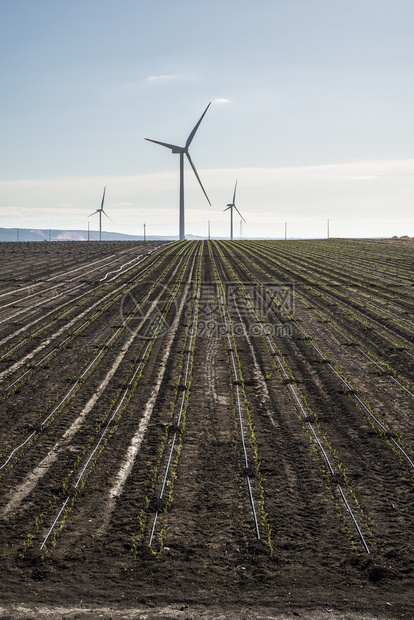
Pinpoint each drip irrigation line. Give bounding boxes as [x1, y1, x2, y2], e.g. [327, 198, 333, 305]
[308, 307, 414, 400]
[0, 431, 36, 471]
[3, 319, 90, 393]
[226, 241, 414, 475]
[337, 485, 370, 555]
[39, 247, 196, 553]
[148, 260, 201, 547]
[292, 319, 414, 471]
[40, 496, 70, 551]
[212, 255, 261, 541]
[99, 255, 144, 282]
[0, 254, 183, 475]
[0, 245, 164, 360]
[216, 242, 370, 553]
[337, 311, 414, 360]
[98, 246, 164, 282]
[243, 240, 414, 357]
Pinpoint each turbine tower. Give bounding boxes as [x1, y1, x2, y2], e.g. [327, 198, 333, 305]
[224, 180, 245, 241]
[145, 103, 211, 241]
[88, 187, 111, 241]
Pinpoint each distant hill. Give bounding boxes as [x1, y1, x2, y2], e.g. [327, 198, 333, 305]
[0, 227, 292, 241]
[0, 228, 180, 242]
[0, 227, 247, 242]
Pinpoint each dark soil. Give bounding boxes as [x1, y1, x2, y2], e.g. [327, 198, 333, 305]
[0, 239, 413, 619]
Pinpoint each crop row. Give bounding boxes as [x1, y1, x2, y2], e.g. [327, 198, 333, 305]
[245, 240, 414, 338]
[238, 242, 414, 391]
[0, 241, 159, 288]
[0, 243, 192, 479]
[249, 239, 414, 318]
[221, 241, 414, 476]
[209, 243, 274, 554]
[240, 241, 414, 374]
[18, 243, 198, 559]
[0, 243, 170, 360]
[267, 239, 414, 288]
[131, 245, 204, 555]
[0, 248, 171, 405]
[212, 241, 373, 554]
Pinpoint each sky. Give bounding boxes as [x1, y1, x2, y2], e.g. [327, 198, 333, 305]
[1, 0, 414, 239]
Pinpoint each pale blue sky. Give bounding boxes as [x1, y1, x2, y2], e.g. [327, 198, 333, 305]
[1, 0, 414, 238]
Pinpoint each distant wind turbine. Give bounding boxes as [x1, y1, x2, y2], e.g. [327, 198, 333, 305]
[88, 187, 111, 241]
[145, 103, 211, 241]
[224, 180, 245, 241]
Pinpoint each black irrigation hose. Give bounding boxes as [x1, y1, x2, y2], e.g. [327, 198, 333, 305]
[291, 294, 414, 399]
[0, 246, 176, 398]
[229, 242, 414, 471]
[148, 257, 202, 547]
[0, 243, 168, 359]
[38, 245, 196, 552]
[346, 314, 414, 361]
[319, 312, 414, 399]
[0, 248, 186, 474]
[211, 248, 261, 541]
[243, 241, 414, 357]
[215, 242, 370, 554]
[292, 319, 414, 471]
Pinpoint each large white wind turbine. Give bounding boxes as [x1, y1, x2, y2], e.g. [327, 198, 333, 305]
[224, 180, 245, 241]
[145, 103, 211, 241]
[88, 187, 111, 241]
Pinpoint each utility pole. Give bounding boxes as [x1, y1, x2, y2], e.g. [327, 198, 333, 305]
[284, 222, 287, 241]
[16, 228, 19, 242]
[327, 218, 330, 239]
[208, 220, 210, 240]
[240, 219, 243, 240]
[144, 223, 146, 242]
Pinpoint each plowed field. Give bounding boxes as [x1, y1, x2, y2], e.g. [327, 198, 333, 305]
[0, 239, 413, 619]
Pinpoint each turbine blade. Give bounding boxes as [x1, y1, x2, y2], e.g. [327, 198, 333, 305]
[224, 206, 231, 212]
[234, 205, 246, 223]
[101, 186, 106, 210]
[232, 180, 237, 204]
[185, 102, 211, 149]
[186, 152, 211, 205]
[145, 138, 183, 152]
[88, 210, 99, 218]
[102, 209, 112, 222]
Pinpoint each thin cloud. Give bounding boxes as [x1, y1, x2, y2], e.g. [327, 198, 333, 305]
[146, 74, 182, 82]
[213, 98, 231, 103]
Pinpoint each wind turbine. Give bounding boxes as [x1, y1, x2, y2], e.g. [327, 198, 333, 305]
[145, 103, 211, 241]
[88, 187, 111, 241]
[224, 180, 245, 241]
